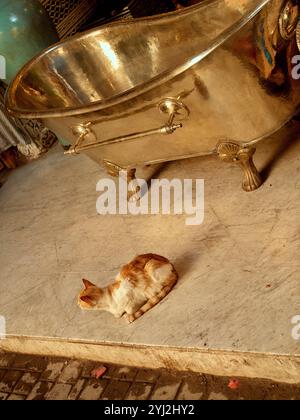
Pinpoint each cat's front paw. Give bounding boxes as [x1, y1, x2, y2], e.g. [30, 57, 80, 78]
[114, 311, 125, 319]
[124, 314, 135, 324]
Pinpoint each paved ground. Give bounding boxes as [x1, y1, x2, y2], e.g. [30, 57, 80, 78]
[2, 125, 300, 384]
[0, 352, 299, 400]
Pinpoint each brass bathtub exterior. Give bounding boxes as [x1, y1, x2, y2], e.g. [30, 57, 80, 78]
[5, 0, 300, 191]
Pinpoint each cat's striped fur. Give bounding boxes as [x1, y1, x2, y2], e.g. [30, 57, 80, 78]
[78, 254, 178, 323]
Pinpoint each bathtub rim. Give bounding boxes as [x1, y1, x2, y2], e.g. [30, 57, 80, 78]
[5, 0, 271, 120]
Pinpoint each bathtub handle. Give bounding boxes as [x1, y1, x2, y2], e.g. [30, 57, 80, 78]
[64, 98, 189, 156]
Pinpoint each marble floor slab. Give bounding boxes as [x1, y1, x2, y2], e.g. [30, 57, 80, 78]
[0, 122, 300, 380]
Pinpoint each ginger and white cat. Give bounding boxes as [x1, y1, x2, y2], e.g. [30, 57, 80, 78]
[78, 254, 178, 323]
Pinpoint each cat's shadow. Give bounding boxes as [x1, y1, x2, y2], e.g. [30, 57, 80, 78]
[174, 253, 200, 280]
[260, 119, 300, 182]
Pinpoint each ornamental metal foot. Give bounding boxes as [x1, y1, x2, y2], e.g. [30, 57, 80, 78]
[104, 161, 140, 201]
[217, 142, 263, 192]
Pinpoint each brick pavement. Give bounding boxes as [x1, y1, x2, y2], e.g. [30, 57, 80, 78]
[0, 352, 299, 400]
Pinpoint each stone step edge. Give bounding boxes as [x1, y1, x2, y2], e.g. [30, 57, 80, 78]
[1, 336, 299, 384]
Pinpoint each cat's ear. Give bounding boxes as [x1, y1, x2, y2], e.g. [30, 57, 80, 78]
[80, 296, 96, 306]
[82, 279, 95, 289]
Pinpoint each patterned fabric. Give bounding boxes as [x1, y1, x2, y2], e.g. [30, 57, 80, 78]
[0, 81, 57, 156]
[0, 109, 20, 152]
[0, 82, 24, 153]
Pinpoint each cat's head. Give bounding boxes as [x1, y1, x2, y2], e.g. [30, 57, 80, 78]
[78, 279, 103, 310]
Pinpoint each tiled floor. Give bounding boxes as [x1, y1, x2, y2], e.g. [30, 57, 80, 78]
[0, 353, 299, 400]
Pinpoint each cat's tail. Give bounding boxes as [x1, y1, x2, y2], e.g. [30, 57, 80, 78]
[126, 274, 178, 324]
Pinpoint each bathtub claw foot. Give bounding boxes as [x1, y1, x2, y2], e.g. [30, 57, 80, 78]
[217, 142, 262, 192]
[104, 161, 140, 201]
[126, 168, 141, 202]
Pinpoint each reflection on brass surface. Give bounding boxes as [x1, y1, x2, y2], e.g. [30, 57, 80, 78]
[5, 0, 300, 192]
[104, 160, 125, 178]
[279, 0, 299, 40]
[217, 142, 263, 192]
[296, 20, 300, 51]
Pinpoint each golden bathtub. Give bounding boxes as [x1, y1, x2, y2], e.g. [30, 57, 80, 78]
[5, 0, 300, 192]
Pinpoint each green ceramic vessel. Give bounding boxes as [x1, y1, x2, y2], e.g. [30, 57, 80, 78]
[0, 0, 58, 83]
